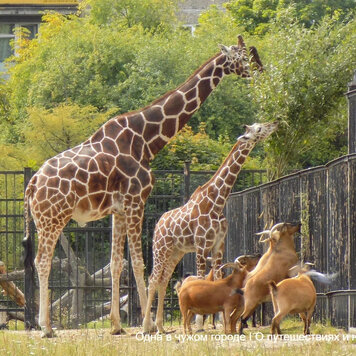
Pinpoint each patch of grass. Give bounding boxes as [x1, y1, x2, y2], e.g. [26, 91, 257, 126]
[0, 319, 355, 356]
[7, 320, 25, 331]
[274, 316, 346, 335]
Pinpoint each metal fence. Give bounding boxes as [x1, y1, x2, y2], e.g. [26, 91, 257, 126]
[1, 155, 355, 331]
[219, 153, 356, 331]
[0, 165, 266, 329]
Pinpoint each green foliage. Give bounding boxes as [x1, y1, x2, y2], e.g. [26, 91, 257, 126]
[22, 103, 116, 169]
[251, 9, 356, 178]
[0, 0, 355, 177]
[85, 0, 179, 30]
[226, 0, 356, 34]
[152, 123, 263, 171]
[4, 3, 261, 170]
[152, 124, 232, 171]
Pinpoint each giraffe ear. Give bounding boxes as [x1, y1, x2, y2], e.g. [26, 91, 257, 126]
[219, 44, 230, 57]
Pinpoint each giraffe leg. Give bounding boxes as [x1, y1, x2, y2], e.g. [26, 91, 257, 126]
[212, 218, 227, 279]
[110, 214, 127, 335]
[196, 245, 209, 279]
[35, 230, 60, 338]
[195, 314, 205, 332]
[155, 252, 184, 333]
[142, 280, 157, 333]
[126, 210, 148, 323]
[211, 241, 225, 280]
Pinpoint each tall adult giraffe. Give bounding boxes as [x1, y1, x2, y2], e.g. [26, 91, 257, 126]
[143, 121, 278, 334]
[23, 35, 263, 337]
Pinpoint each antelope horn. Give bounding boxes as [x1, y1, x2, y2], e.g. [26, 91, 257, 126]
[256, 230, 271, 236]
[218, 262, 240, 272]
[288, 263, 302, 277]
[259, 236, 271, 243]
[270, 222, 285, 233]
[234, 256, 245, 264]
[256, 230, 271, 243]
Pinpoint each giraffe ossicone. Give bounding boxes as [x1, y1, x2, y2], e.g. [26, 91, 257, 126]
[23, 35, 263, 338]
[143, 121, 278, 334]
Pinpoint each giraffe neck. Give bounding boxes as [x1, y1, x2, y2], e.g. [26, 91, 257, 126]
[123, 53, 227, 160]
[195, 140, 255, 210]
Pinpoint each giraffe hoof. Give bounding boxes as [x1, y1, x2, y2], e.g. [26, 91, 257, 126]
[111, 327, 126, 335]
[196, 329, 205, 333]
[41, 327, 55, 338]
[143, 319, 157, 334]
[150, 324, 158, 333]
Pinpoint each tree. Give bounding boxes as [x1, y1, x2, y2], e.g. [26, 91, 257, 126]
[21, 104, 116, 169]
[4, 2, 262, 169]
[152, 123, 263, 170]
[251, 8, 356, 178]
[152, 123, 231, 171]
[85, 0, 179, 30]
[226, 0, 356, 35]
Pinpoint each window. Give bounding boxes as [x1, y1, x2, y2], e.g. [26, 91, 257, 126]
[0, 23, 38, 72]
[0, 24, 14, 62]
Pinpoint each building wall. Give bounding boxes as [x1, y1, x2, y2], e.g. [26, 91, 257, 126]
[178, 0, 226, 26]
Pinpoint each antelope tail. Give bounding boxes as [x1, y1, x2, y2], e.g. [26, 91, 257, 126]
[268, 280, 278, 296]
[306, 270, 338, 285]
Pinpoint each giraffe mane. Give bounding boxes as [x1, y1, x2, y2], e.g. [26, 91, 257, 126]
[190, 185, 203, 199]
[115, 52, 223, 119]
[151, 52, 223, 106]
[198, 140, 241, 192]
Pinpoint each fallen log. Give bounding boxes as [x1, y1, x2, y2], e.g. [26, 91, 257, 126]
[0, 261, 25, 307]
[0, 258, 68, 283]
[0, 270, 24, 282]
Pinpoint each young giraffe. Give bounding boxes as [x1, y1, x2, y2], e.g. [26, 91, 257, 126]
[23, 35, 263, 338]
[143, 121, 278, 334]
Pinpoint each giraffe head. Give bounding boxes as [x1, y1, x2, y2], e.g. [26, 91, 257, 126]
[240, 121, 279, 143]
[219, 35, 263, 77]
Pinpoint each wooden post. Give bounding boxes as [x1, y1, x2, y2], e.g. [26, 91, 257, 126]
[346, 70, 356, 154]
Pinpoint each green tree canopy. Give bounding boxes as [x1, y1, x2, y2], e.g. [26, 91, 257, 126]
[226, 0, 356, 34]
[251, 8, 356, 178]
[3, 2, 258, 169]
[0, 0, 355, 178]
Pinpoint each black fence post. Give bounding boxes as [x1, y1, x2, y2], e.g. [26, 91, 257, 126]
[182, 161, 195, 275]
[183, 161, 191, 203]
[346, 70, 356, 154]
[23, 167, 37, 330]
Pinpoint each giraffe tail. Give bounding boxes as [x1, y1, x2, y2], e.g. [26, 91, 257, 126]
[23, 178, 36, 277]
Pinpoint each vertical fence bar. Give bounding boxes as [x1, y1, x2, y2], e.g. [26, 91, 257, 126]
[23, 167, 36, 329]
[183, 161, 191, 203]
[346, 70, 356, 154]
[346, 72, 356, 330]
